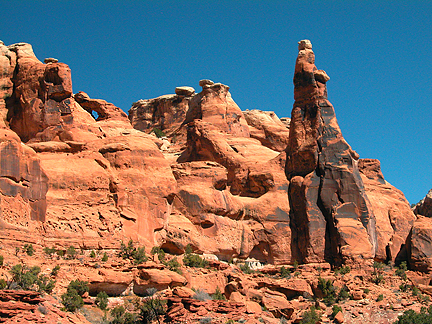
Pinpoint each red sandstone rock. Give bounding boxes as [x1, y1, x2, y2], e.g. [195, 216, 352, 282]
[359, 158, 415, 261]
[184, 80, 250, 137]
[285, 40, 377, 264]
[413, 189, 432, 217]
[407, 216, 432, 272]
[243, 109, 290, 152]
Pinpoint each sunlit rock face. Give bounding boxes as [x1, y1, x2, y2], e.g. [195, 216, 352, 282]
[285, 40, 377, 265]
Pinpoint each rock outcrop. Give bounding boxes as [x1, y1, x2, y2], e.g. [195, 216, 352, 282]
[286, 40, 378, 264]
[413, 189, 432, 217]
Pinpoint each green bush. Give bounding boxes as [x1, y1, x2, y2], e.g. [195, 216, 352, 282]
[300, 306, 320, 324]
[337, 286, 350, 301]
[139, 295, 166, 324]
[0, 278, 7, 289]
[395, 261, 408, 280]
[23, 244, 34, 256]
[335, 265, 351, 275]
[151, 246, 166, 262]
[67, 279, 89, 296]
[102, 252, 109, 262]
[66, 246, 77, 259]
[280, 266, 291, 278]
[51, 265, 60, 277]
[43, 247, 57, 257]
[61, 288, 83, 312]
[318, 277, 337, 305]
[183, 252, 208, 268]
[165, 257, 182, 274]
[96, 291, 109, 310]
[9, 264, 55, 292]
[212, 287, 226, 300]
[332, 305, 342, 318]
[90, 250, 96, 258]
[239, 263, 254, 274]
[152, 128, 166, 138]
[372, 261, 385, 284]
[118, 240, 147, 264]
[0, 255, 3, 266]
[377, 294, 384, 301]
[394, 306, 432, 324]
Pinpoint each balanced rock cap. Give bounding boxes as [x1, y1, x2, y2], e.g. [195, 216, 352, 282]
[298, 39, 312, 51]
[199, 79, 214, 87]
[44, 58, 59, 64]
[175, 86, 195, 97]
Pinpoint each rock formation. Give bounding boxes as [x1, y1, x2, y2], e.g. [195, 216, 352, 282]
[413, 189, 432, 217]
[286, 40, 377, 264]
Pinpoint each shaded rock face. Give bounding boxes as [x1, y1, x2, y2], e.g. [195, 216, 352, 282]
[413, 189, 432, 217]
[286, 40, 377, 264]
[0, 129, 48, 222]
[128, 92, 193, 134]
[407, 216, 432, 272]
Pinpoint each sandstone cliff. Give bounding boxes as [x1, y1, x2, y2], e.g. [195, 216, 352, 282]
[0, 40, 419, 269]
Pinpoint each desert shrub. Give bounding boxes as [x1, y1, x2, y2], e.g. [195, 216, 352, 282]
[399, 283, 410, 292]
[56, 249, 65, 257]
[212, 287, 226, 300]
[66, 246, 77, 259]
[363, 288, 370, 294]
[139, 295, 166, 324]
[239, 263, 254, 274]
[152, 128, 166, 138]
[372, 261, 385, 284]
[43, 247, 57, 257]
[412, 286, 420, 297]
[394, 306, 432, 324]
[9, 264, 55, 292]
[96, 291, 109, 310]
[395, 261, 408, 280]
[300, 306, 320, 324]
[331, 305, 342, 318]
[318, 277, 336, 305]
[67, 279, 89, 296]
[280, 266, 291, 278]
[165, 257, 182, 274]
[102, 252, 109, 262]
[0, 278, 7, 289]
[0, 255, 3, 266]
[183, 252, 208, 268]
[334, 265, 350, 275]
[23, 243, 34, 256]
[377, 294, 384, 301]
[90, 250, 96, 258]
[151, 246, 166, 262]
[118, 240, 147, 264]
[193, 288, 212, 301]
[293, 260, 299, 271]
[51, 265, 60, 277]
[337, 286, 350, 301]
[110, 305, 136, 324]
[199, 317, 212, 323]
[61, 288, 83, 312]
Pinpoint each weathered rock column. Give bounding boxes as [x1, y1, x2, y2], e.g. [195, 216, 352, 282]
[286, 40, 376, 264]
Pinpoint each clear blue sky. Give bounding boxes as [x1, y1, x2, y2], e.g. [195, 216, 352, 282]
[2, 1, 431, 204]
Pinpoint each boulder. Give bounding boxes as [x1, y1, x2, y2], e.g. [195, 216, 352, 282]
[407, 216, 432, 272]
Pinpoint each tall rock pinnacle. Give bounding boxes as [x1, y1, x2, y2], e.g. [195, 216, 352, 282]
[286, 40, 377, 265]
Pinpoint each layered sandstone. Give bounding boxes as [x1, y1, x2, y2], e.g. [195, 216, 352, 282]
[413, 189, 432, 217]
[286, 40, 378, 264]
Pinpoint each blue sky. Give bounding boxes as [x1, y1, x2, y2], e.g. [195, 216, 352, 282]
[2, 1, 431, 204]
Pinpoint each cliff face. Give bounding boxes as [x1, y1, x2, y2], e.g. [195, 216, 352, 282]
[0, 40, 417, 268]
